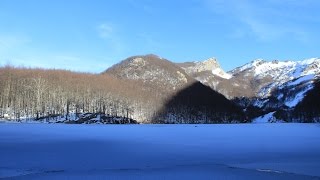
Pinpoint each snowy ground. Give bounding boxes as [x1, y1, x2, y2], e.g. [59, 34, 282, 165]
[0, 124, 319, 179]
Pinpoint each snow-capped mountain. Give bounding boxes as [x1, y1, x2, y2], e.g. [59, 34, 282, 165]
[231, 58, 319, 98]
[230, 58, 320, 108]
[179, 57, 320, 122]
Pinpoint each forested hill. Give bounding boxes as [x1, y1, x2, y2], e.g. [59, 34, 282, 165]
[0, 66, 146, 122]
[0, 55, 245, 123]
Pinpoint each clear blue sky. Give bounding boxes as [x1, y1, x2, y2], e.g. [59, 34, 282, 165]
[0, 0, 319, 73]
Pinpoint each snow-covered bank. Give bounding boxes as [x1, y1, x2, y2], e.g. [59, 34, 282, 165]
[0, 124, 319, 179]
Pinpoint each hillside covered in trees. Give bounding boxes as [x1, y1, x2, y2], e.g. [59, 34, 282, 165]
[0, 66, 148, 123]
[0, 55, 246, 124]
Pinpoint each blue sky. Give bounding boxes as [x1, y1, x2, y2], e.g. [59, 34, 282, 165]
[0, 0, 319, 73]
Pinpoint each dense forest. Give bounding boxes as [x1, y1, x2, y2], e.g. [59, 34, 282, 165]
[0, 65, 245, 123]
[0, 66, 153, 123]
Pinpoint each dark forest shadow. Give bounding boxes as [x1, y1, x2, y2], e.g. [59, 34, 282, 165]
[276, 80, 320, 123]
[152, 82, 246, 124]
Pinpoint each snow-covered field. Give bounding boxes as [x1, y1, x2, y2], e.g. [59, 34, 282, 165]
[0, 124, 319, 179]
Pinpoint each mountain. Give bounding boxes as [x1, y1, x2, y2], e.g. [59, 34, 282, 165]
[178, 58, 232, 80]
[179, 57, 320, 122]
[1, 54, 318, 123]
[104, 55, 245, 123]
[230, 58, 319, 98]
[104, 54, 192, 92]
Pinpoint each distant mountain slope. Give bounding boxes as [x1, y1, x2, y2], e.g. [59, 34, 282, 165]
[179, 58, 320, 100]
[230, 58, 319, 99]
[179, 57, 320, 122]
[104, 54, 192, 92]
[180, 58, 319, 99]
[104, 55, 245, 123]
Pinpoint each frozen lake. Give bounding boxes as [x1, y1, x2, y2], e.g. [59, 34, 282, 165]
[0, 123, 319, 179]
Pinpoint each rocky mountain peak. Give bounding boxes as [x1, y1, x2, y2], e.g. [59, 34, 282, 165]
[199, 57, 221, 71]
[178, 57, 231, 79]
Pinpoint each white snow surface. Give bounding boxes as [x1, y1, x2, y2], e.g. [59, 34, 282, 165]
[252, 112, 276, 123]
[212, 68, 232, 79]
[0, 124, 320, 179]
[285, 84, 314, 108]
[287, 75, 315, 87]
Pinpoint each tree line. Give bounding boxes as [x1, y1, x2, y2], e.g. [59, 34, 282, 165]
[0, 66, 159, 122]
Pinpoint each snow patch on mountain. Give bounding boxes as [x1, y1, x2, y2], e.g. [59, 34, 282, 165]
[284, 84, 314, 108]
[252, 112, 276, 123]
[212, 68, 232, 79]
[287, 75, 314, 87]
